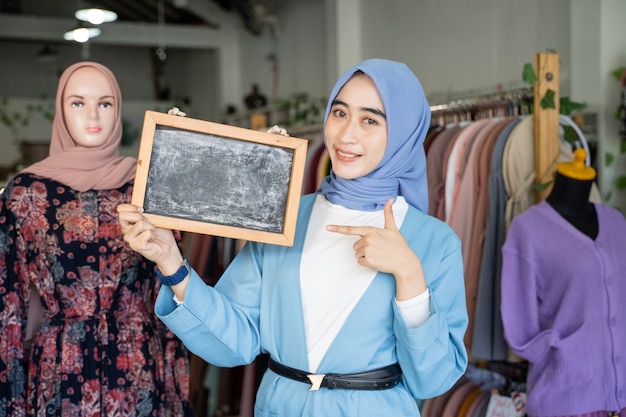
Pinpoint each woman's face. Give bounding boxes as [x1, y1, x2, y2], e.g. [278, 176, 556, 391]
[324, 74, 388, 180]
[63, 67, 116, 148]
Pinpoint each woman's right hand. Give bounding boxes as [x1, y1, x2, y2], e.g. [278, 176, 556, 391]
[117, 204, 184, 275]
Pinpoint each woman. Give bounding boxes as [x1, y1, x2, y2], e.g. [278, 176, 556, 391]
[0, 61, 193, 416]
[119, 58, 468, 416]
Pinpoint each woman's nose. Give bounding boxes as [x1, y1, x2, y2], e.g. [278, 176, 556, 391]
[337, 120, 358, 143]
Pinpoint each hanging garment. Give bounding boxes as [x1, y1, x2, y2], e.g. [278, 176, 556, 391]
[302, 139, 327, 195]
[426, 124, 463, 219]
[445, 119, 491, 223]
[449, 118, 514, 349]
[471, 117, 522, 361]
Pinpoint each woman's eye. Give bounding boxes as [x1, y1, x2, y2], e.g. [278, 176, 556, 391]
[70, 101, 84, 108]
[100, 102, 113, 108]
[332, 109, 346, 118]
[364, 118, 378, 126]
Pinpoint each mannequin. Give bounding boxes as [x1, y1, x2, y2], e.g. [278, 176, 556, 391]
[500, 148, 626, 417]
[545, 148, 598, 239]
[0, 62, 193, 416]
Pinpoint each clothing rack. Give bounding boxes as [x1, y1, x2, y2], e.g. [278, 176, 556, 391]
[429, 87, 533, 117]
[430, 52, 560, 202]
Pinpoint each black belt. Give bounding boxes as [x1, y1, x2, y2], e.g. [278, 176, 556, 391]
[268, 358, 402, 391]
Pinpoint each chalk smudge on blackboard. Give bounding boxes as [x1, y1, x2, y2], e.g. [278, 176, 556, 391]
[143, 125, 293, 233]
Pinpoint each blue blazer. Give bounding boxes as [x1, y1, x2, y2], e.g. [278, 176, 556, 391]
[156, 193, 468, 416]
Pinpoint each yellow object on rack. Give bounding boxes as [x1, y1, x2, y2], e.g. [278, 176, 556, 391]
[556, 148, 596, 180]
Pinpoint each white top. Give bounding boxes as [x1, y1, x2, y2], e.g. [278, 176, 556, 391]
[300, 194, 430, 372]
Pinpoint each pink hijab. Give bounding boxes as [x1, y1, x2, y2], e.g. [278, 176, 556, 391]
[22, 61, 137, 191]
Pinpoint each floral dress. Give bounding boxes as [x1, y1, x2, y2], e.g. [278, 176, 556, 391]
[0, 173, 194, 417]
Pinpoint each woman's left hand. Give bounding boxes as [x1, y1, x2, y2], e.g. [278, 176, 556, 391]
[326, 198, 427, 300]
[266, 125, 289, 136]
[167, 107, 187, 117]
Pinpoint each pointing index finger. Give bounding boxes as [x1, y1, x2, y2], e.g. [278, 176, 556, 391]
[326, 224, 368, 236]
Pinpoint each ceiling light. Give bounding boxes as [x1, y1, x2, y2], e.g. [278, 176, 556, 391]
[75, 8, 118, 25]
[63, 26, 101, 43]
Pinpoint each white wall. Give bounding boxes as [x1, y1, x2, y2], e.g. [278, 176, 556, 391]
[567, 0, 626, 209]
[236, 0, 328, 107]
[359, 0, 571, 101]
[598, 0, 626, 209]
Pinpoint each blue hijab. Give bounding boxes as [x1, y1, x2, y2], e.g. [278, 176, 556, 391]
[318, 58, 431, 213]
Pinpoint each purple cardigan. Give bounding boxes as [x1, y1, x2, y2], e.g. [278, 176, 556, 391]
[501, 201, 626, 417]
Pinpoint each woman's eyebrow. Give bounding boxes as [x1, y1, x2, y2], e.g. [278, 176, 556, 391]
[364, 106, 386, 120]
[331, 99, 386, 119]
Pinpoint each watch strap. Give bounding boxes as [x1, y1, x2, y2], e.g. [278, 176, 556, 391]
[156, 259, 190, 286]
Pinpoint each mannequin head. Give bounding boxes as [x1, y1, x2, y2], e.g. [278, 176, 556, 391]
[21, 61, 136, 193]
[556, 148, 596, 181]
[62, 67, 117, 148]
[546, 149, 598, 239]
[547, 149, 595, 211]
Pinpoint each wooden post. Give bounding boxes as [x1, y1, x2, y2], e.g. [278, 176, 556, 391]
[533, 52, 560, 202]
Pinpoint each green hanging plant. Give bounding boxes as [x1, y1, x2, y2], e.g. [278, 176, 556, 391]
[521, 62, 586, 115]
[560, 97, 586, 115]
[607, 137, 626, 192]
[539, 89, 556, 110]
[604, 67, 626, 202]
[522, 63, 538, 85]
[611, 67, 626, 81]
[605, 152, 615, 167]
[611, 67, 626, 121]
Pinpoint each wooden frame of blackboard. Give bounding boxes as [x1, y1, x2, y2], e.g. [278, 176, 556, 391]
[131, 110, 309, 246]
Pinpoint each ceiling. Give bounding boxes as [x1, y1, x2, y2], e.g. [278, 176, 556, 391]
[0, 0, 285, 37]
[85, 0, 212, 26]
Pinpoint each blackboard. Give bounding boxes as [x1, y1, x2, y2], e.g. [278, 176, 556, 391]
[131, 111, 308, 246]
